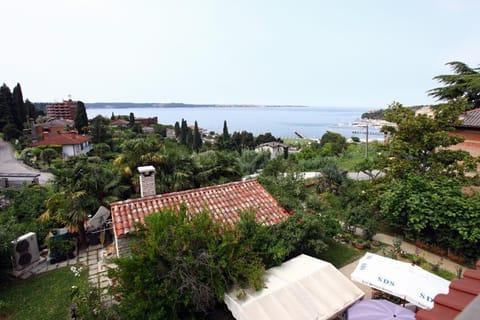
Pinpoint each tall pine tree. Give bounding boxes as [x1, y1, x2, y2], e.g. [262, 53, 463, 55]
[180, 119, 188, 145]
[74, 101, 88, 134]
[0, 84, 13, 132]
[12, 83, 26, 131]
[193, 121, 202, 152]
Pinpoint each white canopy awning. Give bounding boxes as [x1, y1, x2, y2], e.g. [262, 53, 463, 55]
[351, 252, 451, 309]
[224, 254, 364, 320]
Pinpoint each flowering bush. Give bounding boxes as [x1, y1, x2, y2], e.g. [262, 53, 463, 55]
[69, 264, 119, 320]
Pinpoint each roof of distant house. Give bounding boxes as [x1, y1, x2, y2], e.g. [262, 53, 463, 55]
[37, 118, 74, 127]
[416, 261, 480, 320]
[458, 108, 480, 128]
[110, 119, 129, 126]
[29, 132, 91, 146]
[110, 180, 288, 237]
[256, 141, 287, 148]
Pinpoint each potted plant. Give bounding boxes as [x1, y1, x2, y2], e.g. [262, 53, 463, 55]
[354, 240, 365, 250]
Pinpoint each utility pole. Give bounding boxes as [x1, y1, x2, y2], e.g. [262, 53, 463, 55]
[365, 124, 369, 159]
[352, 123, 369, 159]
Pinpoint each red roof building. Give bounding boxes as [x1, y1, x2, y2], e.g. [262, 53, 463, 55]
[452, 108, 480, 157]
[110, 180, 288, 239]
[416, 261, 480, 320]
[29, 132, 92, 157]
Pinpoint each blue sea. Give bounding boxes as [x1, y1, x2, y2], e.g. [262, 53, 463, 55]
[86, 106, 373, 139]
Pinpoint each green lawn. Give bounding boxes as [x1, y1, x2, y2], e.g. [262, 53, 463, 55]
[0, 267, 85, 320]
[318, 240, 364, 268]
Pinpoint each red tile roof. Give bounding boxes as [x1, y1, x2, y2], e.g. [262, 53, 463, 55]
[459, 108, 480, 128]
[110, 180, 288, 237]
[29, 133, 91, 146]
[416, 261, 480, 320]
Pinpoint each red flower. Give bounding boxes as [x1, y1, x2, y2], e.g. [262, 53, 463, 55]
[299, 219, 304, 225]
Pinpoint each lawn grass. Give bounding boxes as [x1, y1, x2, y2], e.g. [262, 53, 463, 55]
[0, 267, 85, 320]
[318, 240, 364, 268]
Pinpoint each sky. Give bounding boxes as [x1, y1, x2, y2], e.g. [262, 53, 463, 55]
[1, 0, 479, 108]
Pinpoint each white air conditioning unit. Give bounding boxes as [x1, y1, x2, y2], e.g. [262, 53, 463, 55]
[12, 232, 40, 270]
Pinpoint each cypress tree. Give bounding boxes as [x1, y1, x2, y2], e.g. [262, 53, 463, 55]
[174, 121, 180, 139]
[193, 121, 202, 152]
[0, 84, 13, 132]
[180, 119, 188, 145]
[222, 120, 230, 138]
[25, 99, 36, 120]
[74, 101, 89, 134]
[217, 120, 232, 151]
[12, 83, 26, 131]
[129, 112, 135, 127]
[186, 128, 193, 149]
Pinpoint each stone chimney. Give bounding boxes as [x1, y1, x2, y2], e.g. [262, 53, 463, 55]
[138, 165, 156, 197]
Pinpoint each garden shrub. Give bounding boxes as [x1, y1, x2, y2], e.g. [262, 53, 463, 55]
[109, 207, 265, 319]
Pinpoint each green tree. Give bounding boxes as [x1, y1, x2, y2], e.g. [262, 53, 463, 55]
[319, 131, 347, 156]
[194, 151, 242, 186]
[44, 156, 122, 247]
[428, 61, 480, 110]
[179, 119, 188, 145]
[193, 121, 202, 152]
[12, 83, 26, 131]
[90, 115, 111, 144]
[232, 131, 255, 153]
[379, 173, 480, 261]
[74, 101, 88, 134]
[316, 160, 347, 194]
[109, 207, 265, 318]
[128, 112, 135, 127]
[24, 99, 43, 123]
[0, 185, 54, 273]
[383, 100, 476, 178]
[40, 148, 58, 167]
[0, 84, 13, 133]
[174, 121, 180, 138]
[115, 137, 161, 170]
[255, 132, 281, 146]
[216, 120, 233, 150]
[2, 123, 21, 141]
[270, 211, 341, 261]
[239, 149, 270, 174]
[92, 143, 111, 158]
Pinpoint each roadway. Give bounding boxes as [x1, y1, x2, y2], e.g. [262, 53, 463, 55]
[0, 139, 52, 185]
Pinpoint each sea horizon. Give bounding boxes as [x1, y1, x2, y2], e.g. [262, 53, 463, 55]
[86, 104, 379, 140]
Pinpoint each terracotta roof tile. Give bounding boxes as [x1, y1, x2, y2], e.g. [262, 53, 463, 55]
[416, 261, 480, 320]
[29, 133, 91, 146]
[110, 180, 288, 237]
[459, 108, 480, 128]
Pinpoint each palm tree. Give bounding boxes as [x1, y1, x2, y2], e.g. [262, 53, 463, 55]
[45, 157, 122, 247]
[41, 190, 89, 247]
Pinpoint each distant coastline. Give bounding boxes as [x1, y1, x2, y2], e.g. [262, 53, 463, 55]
[86, 105, 372, 139]
[85, 102, 311, 109]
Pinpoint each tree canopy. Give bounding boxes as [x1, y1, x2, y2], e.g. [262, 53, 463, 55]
[74, 101, 88, 134]
[428, 61, 480, 110]
[382, 100, 476, 178]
